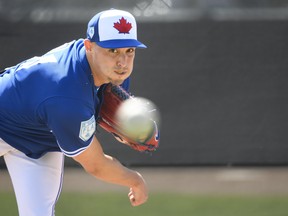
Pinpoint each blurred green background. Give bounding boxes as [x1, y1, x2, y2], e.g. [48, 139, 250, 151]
[1, 167, 288, 215]
[2, 192, 288, 216]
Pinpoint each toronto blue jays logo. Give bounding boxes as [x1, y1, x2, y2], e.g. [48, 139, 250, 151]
[113, 17, 132, 34]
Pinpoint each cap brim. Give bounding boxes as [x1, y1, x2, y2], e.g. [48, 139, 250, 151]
[96, 39, 147, 49]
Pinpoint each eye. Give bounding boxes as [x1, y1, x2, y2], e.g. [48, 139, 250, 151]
[127, 48, 135, 53]
[108, 49, 118, 53]
[126, 48, 135, 56]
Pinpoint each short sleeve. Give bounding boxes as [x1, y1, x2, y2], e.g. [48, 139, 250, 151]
[38, 97, 95, 157]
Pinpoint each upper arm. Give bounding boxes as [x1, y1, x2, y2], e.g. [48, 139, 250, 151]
[38, 97, 96, 157]
[72, 135, 109, 174]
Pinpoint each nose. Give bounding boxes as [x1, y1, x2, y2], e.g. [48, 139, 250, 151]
[116, 54, 127, 68]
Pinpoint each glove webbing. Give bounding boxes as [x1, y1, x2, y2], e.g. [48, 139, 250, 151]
[111, 84, 131, 100]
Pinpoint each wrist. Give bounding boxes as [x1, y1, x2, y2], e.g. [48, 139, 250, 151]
[130, 171, 146, 188]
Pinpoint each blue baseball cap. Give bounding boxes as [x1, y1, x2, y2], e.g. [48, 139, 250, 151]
[87, 9, 147, 49]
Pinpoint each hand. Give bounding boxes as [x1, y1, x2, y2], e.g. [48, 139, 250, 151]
[128, 173, 148, 206]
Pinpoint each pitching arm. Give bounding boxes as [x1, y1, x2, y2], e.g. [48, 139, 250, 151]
[73, 135, 148, 206]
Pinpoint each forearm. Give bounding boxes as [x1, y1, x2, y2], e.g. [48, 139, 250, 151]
[73, 136, 148, 206]
[88, 154, 145, 189]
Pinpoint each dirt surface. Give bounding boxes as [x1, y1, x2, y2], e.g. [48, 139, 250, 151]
[1, 166, 288, 195]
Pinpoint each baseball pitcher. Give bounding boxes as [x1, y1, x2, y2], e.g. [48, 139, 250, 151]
[0, 9, 159, 216]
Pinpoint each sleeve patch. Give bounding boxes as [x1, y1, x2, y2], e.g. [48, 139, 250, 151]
[79, 115, 95, 141]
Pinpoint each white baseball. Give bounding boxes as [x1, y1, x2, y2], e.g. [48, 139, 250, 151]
[116, 97, 159, 141]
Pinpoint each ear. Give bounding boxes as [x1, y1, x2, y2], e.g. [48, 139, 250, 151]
[84, 39, 92, 51]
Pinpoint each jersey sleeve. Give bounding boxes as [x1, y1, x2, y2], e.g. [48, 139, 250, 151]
[37, 97, 95, 157]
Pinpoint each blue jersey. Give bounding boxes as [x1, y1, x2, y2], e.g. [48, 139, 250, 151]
[0, 39, 130, 159]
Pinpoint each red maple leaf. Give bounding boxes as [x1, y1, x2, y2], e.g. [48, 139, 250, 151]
[113, 17, 132, 34]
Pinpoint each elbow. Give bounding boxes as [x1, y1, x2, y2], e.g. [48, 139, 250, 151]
[73, 154, 105, 177]
[81, 154, 114, 177]
[83, 163, 101, 176]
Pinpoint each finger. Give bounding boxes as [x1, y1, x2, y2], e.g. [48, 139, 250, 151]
[128, 188, 133, 197]
[128, 189, 135, 198]
[129, 195, 136, 206]
[128, 187, 148, 206]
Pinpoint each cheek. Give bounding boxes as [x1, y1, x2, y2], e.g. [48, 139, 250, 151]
[95, 56, 113, 71]
[128, 57, 135, 68]
[129, 63, 134, 73]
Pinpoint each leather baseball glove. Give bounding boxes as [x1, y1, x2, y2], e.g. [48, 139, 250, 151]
[97, 83, 160, 152]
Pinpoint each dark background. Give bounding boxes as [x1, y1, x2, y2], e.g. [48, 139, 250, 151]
[1, 0, 288, 166]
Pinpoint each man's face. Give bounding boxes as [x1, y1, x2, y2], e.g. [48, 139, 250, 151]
[85, 40, 135, 86]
